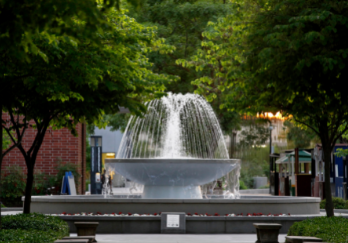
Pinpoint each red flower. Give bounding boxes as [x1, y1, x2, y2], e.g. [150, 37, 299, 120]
[111, 213, 115, 215]
[128, 213, 132, 216]
[187, 213, 192, 216]
[214, 213, 220, 216]
[225, 214, 229, 216]
[194, 213, 198, 215]
[118, 212, 122, 215]
[62, 212, 67, 215]
[288, 213, 291, 216]
[97, 212, 102, 215]
[154, 213, 157, 216]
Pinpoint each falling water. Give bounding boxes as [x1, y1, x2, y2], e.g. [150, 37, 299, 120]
[117, 93, 229, 159]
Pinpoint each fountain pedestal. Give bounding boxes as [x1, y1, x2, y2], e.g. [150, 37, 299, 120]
[143, 186, 202, 199]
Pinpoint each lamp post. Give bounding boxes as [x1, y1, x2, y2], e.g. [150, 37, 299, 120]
[269, 124, 273, 155]
[269, 124, 273, 194]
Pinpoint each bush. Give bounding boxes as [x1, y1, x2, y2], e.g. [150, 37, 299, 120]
[0, 229, 62, 243]
[320, 197, 348, 209]
[33, 159, 81, 195]
[239, 180, 248, 190]
[0, 213, 69, 243]
[0, 165, 26, 207]
[239, 171, 254, 189]
[32, 171, 56, 195]
[288, 216, 348, 243]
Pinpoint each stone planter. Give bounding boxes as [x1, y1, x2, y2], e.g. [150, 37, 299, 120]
[74, 222, 99, 241]
[253, 223, 282, 243]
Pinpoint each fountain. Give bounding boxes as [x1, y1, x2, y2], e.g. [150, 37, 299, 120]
[105, 93, 240, 199]
[28, 93, 320, 234]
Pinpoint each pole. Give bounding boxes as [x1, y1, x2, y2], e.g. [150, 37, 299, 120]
[269, 125, 272, 194]
[0, 104, 2, 228]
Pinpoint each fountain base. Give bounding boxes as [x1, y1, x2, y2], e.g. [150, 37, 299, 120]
[143, 186, 202, 199]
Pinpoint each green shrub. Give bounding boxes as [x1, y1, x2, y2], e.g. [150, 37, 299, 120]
[33, 159, 81, 195]
[1, 213, 69, 243]
[0, 229, 62, 243]
[239, 171, 254, 189]
[2, 213, 69, 233]
[239, 180, 248, 190]
[320, 197, 348, 209]
[0, 165, 26, 207]
[288, 216, 348, 243]
[32, 171, 56, 195]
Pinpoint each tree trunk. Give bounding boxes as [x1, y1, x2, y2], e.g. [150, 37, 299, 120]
[322, 139, 334, 217]
[0, 104, 2, 228]
[23, 163, 34, 214]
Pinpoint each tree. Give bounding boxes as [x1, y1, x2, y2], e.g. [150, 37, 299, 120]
[188, 0, 348, 217]
[0, 0, 144, 161]
[2, 8, 175, 214]
[92, 1, 237, 138]
[129, 0, 232, 93]
[284, 120, 320, 149]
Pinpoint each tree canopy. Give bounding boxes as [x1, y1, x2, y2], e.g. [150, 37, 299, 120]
[2, 7, 176, 213]
[184, 0, 348, 216]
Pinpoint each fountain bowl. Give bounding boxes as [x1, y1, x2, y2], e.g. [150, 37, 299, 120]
[105, 158, 240, 199]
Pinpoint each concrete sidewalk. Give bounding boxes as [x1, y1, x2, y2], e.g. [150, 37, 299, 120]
[70, 234, 287, 243]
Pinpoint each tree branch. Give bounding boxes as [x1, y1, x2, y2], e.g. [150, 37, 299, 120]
[293, 117, 320, 136]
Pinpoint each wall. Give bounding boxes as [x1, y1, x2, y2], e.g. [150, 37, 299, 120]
[2, 113, 86, 194]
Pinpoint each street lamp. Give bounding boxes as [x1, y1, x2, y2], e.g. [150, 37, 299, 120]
[269, 124, 273, 155]
[269, 124, 274, 195]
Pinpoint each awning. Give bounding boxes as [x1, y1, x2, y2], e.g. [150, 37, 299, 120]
[275, 150, 311, 164]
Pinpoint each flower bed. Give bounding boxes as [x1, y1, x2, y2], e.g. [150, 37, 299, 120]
[53, 212, 291, 217]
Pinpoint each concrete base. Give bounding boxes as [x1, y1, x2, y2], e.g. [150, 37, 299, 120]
[28, 195, 320, 215]
[143, 186, 202, 199]
[60, 215, 333, 234]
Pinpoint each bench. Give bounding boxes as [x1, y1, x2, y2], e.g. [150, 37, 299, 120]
[62, 236, 96, 243]
[285, 236, 323, 243]
[74, 222, 99, 240]
[253, 223, 282, 243]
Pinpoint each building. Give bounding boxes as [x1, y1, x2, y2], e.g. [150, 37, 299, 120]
[2, 113, 86, 194]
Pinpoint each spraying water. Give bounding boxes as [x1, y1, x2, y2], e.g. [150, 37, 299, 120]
[117, 93, 229, 159]
[105, 93, 240, 199]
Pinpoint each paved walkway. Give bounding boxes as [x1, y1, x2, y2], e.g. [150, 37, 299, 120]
[69, 234, 287, 243]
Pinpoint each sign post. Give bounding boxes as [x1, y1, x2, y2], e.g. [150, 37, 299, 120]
[161, 212, 186, 233]
[91, 136, 102, 194]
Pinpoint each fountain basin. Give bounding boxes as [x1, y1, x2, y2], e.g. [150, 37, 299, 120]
[105, 159, 240, 199]
[28, 195, 320, 216]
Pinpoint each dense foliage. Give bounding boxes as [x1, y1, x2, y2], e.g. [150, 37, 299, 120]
[320, 197, 348, 210]
[2, 6, 176, 213]
[181, 0, 348, 216]
[0, 213, 69, 243]
[0, 161, 80, 206]
[288, 217, 348, 243]
[0, 166, 26, 207]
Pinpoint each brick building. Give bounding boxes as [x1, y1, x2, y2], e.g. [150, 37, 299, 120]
[2, 113, 86, 194]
